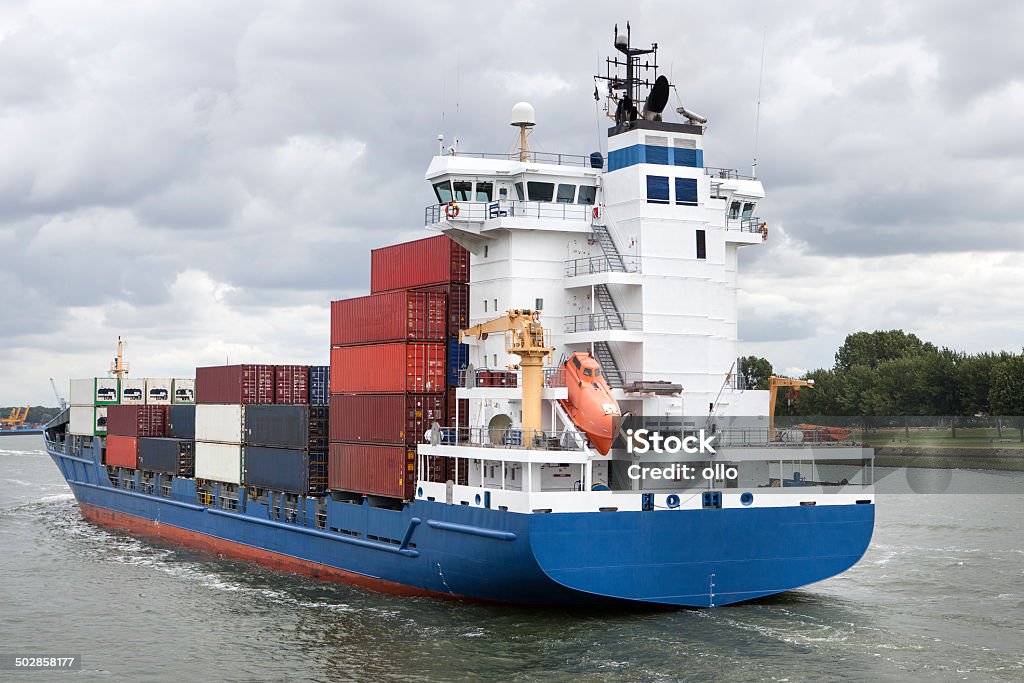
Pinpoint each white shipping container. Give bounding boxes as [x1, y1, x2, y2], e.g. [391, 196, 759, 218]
[146, 378, 172, 405]
[195, 404, 243, 443]
[195, 441, 242, 484]
[96, 378, 119, 404]
[69, 406, 95, 435]
[121, 379, 146, 404]
[172, 378, 196, 404]
[70, 379, 95, 406]
[95, 406, 108, 435]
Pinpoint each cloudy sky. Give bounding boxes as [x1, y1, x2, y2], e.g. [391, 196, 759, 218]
[2, 1, 1022, 404]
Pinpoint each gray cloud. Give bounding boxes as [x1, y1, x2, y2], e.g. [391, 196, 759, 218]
[1, 0, 1022, 403]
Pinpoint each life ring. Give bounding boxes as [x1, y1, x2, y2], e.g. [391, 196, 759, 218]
[759, 222, 768, 241]
[445, 201, 460, 219]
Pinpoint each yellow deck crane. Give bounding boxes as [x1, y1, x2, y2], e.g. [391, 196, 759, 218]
[1, 406, 30, 431]
[768, 376, 814, 439]
[460, 309, 553, 444]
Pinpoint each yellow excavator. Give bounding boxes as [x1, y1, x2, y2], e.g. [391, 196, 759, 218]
[0, 406, 30, 431]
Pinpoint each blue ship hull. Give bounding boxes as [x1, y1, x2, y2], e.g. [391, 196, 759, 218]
[46, 437, 874, 607]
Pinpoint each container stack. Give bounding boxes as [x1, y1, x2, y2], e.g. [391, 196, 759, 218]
[105, 404, 169, 468]
[328, 235, 469, 500]
[68, 378, 120, 437]
[194, 364, 328, 494]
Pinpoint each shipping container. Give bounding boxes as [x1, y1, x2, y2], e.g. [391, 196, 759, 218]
[105, 435, 138, 468]
[69, 406, 102, 436]
[330, 342, 445, 394]
[70, 378, 119, 406]
[446, 387, 469, 429]
[106, 404, 168, 437]
[329, 393, 444, 446]
[274, 365, 309, 404]
[120, 379, 146, 404]
[195, 441, 242, 484]
[370, 235, 469, 293]
[195, 404, 243, 444]
[243, 404, 328, 450]
[330, 291, 447, 346]
[308, 366, 330, 406]
[242, 446, 327, 495]
[196, 364, 275, 404]
[446, 338, 469, 387]
[145, 378, 172, 405]
[137, 438, 194, 476]
[414, 283, 470, 335]
[328, 443, 415, 499]
[168, 404, 196, 439]
[477, 370, 518, 388]
[172, 378, 196, 404]
[95, 406, 108, 435]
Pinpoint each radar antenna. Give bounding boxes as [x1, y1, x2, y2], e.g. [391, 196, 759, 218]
[595, 22, 660, 126]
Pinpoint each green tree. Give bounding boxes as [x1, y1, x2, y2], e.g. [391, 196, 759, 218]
[739, 356, 773, 390]
[957, 351, 1012, 415]
[835, 330, 936, 371]
[989, 356, 1024, 441]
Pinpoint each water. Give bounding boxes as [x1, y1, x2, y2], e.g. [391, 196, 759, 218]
[1, 434, 1022, 682]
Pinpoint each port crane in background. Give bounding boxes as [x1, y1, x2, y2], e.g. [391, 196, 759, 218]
[50, 378, 67, 411]
[768, 376, 814, 438]
[0, 406, 30, 431]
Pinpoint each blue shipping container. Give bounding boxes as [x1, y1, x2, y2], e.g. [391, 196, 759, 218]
[243, 446, 327, 494]
[447, 338, 468, 387]
[168, 405, 196, 440]
[308, 365, 330, 405]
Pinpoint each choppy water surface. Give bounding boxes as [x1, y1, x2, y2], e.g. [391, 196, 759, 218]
[1, 435, 1021, 682]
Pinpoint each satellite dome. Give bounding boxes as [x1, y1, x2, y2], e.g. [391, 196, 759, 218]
[510, 102, 536, 127]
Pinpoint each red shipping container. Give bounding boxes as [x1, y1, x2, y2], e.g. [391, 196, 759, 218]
[196, 365, 275, 404]
[370, 235, 469, 293]
[413, 283, 469, 335]
[328, 443, 415, 499]
[445, 387, 469, 430]
[106, 435, 138, 468]
[107, 404, 168, 437]
[275, 365, 309, 404]
[330, 393, 445, 446]
[330, 343, 445, 394]
[330, 291, 447, 346]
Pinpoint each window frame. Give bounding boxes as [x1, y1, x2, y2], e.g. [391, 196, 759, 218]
[646, 175, 670, 204]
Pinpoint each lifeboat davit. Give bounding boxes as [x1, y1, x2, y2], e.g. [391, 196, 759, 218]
[559, 352, 621, 455]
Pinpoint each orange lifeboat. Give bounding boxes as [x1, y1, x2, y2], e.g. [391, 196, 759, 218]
[559, 352, 621, 454]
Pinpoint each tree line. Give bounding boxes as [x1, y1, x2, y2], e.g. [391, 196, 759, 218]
[741, 330, 1024, 417]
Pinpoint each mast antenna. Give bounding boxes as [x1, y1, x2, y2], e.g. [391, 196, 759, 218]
[752, 26, 767, 179]
[109, 337, 130, 381]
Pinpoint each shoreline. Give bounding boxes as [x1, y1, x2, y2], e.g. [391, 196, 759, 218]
[872, 445, 1024, 471]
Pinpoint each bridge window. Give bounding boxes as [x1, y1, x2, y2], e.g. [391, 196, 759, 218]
[453, 180, 473, 202]
[476, 182, 493, 202]
[742, 202, 756, 219]
[527, 181, 554, 202]
[433, 180, 453, 203]
[556, 184, 575, 203]
[645, 136, 669, 165]
[675, 178, 698, 206]
[696, 229, 707, 259]
[646, 175, 670, 204]
[515, 182, 525, 200]
[577, 186, 596, 205]
[729, 201, 742, 220]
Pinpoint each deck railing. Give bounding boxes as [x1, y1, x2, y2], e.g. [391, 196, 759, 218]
[425, 200, 593, 226]
[565, 313, 643, 333]
[445, 150, 602, 168]
[564, 254, 641, 277]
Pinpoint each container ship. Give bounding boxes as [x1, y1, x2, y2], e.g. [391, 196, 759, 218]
[44, 26, 874, 607]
